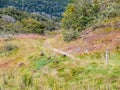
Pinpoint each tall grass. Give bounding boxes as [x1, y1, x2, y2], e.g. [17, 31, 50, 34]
[0, 35, 120, 90]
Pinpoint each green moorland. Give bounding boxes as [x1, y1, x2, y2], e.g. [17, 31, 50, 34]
[0, 34, 120, 90]
[0, 0, 120, 90]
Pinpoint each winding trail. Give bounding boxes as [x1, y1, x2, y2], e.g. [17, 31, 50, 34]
[44, 39, 80, 61]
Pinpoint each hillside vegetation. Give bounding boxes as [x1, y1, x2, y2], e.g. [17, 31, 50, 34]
[62, 0, 120, 41]
[0, 0, 70, 17]
[0, 7, 59, 34]
[0, 29, 120, 89]
[0, 0, 120, 90]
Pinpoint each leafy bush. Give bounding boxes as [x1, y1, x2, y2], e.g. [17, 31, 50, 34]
[62, 2, 99, 31]
[0, 7, 59, 34]
[99, 2, 120, 19]
[62, 29, 79, 42]
[62, 1, 99, 41]
[0, 18, 46, 34]
[0, 0, 70, 17]
[21, 18, 46, 34]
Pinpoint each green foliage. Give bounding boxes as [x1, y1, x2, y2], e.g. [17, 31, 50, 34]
[62, 29, 79, 42]
[21, 18, 46, 34]
[0, 0, 70, 17]
[100, 2, 120, 19]
[62, 0, 120, 41]
[32, 57, 52, 70]
[0, 0, 9, 8]
[0, 7, 60, 34]
[30, 55, 53, 70]
[1, 7, 29, 21]
[0, 7, 51, 22]
[62, 1, 99, 41]
[45, 21, 59, 31]
[22, 74, 33, 86]
[0, 37, 120, 90]
[62, 1, 99, 30]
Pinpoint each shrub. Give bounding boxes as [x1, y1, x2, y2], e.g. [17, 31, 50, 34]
[62, 29, 79, 42]
[21, 18, 46, 34]
[3, 43, 18, 52]
[62, 2, 99, 31]
[100, 2, 120, 19]
[61, 1, 99, 41]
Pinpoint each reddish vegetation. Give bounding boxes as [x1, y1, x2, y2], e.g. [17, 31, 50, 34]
[63, 29, 120, 54]
[0, 59, 13, 69]
[0, 38, 4, 42]
[15, 34, 45, 39]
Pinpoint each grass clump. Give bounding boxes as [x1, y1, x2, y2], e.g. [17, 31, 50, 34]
[0, 43, 18, 54]
[3, 43, 18, 52]
[30, 56, 53, 70]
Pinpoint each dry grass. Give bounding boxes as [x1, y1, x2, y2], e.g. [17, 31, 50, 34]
[0, 16, 120, 90]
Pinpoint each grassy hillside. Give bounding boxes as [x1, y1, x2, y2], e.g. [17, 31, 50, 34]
[0, 16, 120, 89]
[50, 17, 120, 54]
[0, 0, 120, 90]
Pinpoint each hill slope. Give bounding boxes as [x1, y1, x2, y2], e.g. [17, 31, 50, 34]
[0, 0, 120, 90]
[0, 0, 70, 17]
[0, 16, 120, 89]
[49, 17, 120, 54]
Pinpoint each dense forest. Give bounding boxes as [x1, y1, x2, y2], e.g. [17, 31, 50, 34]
[0, 0, 70, 17]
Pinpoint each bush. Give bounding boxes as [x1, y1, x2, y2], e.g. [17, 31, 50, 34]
[62, 1, 99, 41]
[0, 18, 46, 34]
[62, 2, 99, 31]
[21, 18, 46, 34]
[3, 43, 18, 52]
[100, 2, 120, 19]
[62, 29, 79, 42]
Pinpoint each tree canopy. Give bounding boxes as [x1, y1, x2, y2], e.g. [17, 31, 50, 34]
[0, 0, 70, 17]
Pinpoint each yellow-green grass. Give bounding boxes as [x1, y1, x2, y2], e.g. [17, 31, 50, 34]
[0, 35, 120, 90]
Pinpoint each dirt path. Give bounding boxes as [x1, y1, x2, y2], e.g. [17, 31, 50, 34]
[44, 39, 80, 61]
